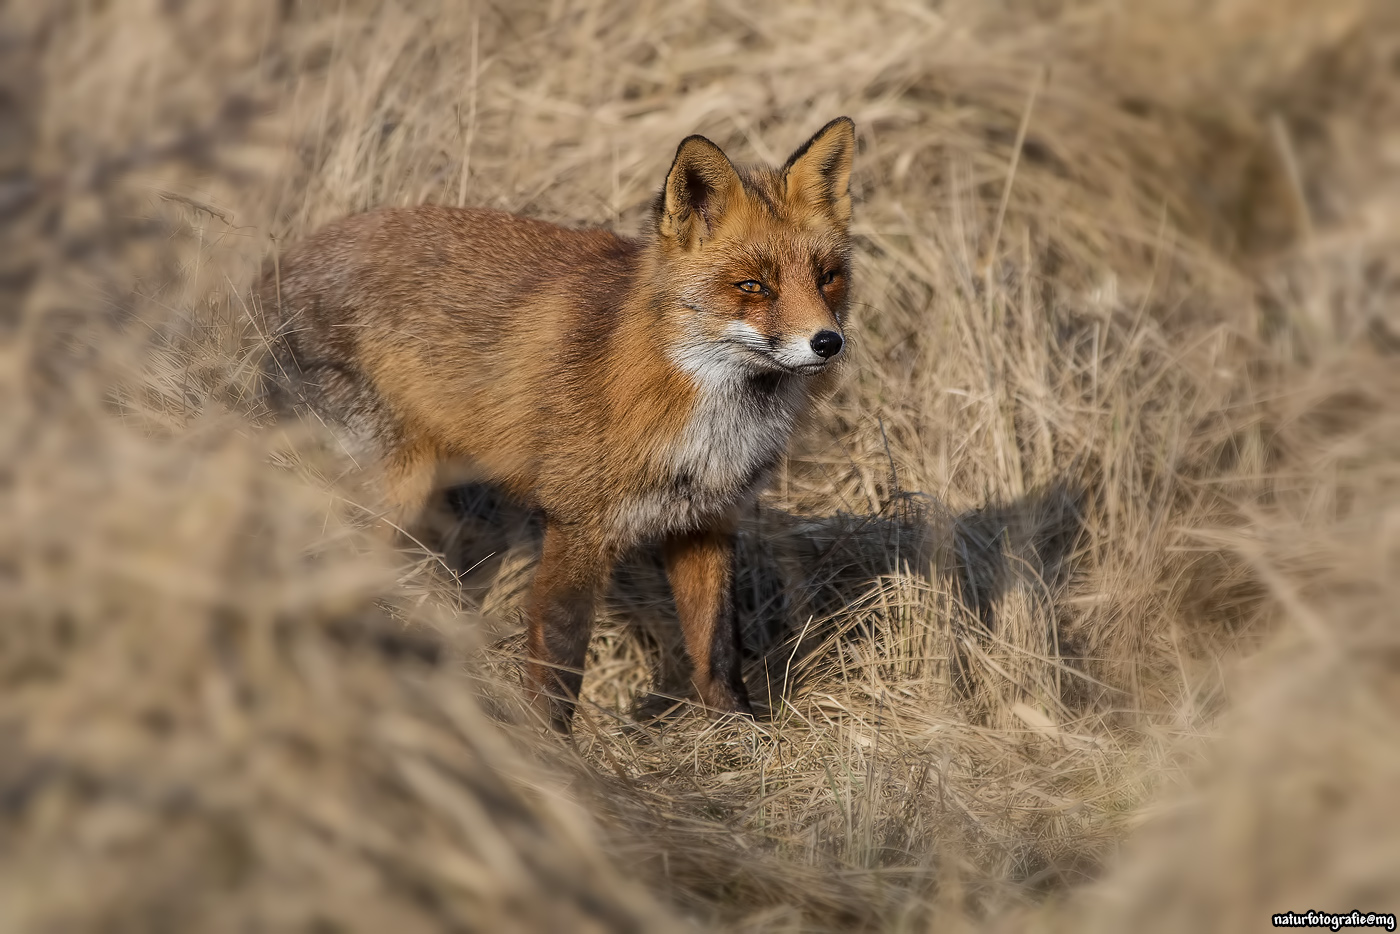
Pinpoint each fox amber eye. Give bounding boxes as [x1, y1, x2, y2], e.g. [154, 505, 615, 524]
[819, 269, 840, 287]
[735, 280, 765, 294]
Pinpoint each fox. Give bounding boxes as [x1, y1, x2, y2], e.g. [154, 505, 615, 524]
[258, 117, 858, 732]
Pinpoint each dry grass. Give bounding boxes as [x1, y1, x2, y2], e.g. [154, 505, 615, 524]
[5, 0, 1399, 930]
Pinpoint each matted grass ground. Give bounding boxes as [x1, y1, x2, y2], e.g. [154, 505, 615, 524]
[5, 0, 1399, 930]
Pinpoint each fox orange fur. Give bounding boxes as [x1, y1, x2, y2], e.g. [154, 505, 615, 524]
[258, 117, 858, 731]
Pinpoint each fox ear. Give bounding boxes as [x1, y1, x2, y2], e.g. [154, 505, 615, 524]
[782, 117, 856, 223]
[659, 135, 743, 247]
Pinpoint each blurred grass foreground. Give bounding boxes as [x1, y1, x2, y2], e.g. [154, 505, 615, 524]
[3, 0, 1399, 931]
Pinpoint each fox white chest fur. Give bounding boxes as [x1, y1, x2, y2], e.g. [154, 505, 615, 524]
[615, 361, 808, 542]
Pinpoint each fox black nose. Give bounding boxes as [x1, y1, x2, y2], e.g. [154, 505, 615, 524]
[810, 330, 843, 359]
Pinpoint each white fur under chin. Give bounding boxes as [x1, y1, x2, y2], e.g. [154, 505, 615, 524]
[616, 327, 811, 539]
[672, 320, 834, 378]
[670, 361, 800, 493]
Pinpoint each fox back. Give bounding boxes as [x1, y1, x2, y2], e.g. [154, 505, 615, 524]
[259, 117, 859, 730]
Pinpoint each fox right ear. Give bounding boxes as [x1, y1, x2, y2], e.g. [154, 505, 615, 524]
[783, 117, 856, 224]
[658, 135, 743, 248]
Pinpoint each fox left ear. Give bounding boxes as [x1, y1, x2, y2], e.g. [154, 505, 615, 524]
[782, 116, 856, 224]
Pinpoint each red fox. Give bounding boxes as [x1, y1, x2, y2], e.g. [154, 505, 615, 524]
[259, 117, 857, 731]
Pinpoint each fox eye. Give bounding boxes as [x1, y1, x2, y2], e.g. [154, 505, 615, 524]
[735, 280, 766, 295]
[819, 269, 840, 287]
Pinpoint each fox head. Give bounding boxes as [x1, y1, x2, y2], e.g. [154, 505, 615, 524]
[651, 117, 856, 384]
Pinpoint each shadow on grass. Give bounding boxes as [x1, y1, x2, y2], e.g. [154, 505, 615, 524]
[949, 477, 1093, 717]
[432, 475, 1089, 723]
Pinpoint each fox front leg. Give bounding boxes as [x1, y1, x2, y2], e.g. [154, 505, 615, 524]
[663, 526, 754, 717]
[523, 521, 613, 733]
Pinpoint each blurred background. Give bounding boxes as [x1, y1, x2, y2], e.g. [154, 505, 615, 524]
[3, 0, 1398, 931]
